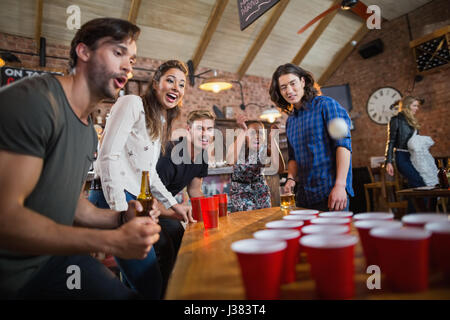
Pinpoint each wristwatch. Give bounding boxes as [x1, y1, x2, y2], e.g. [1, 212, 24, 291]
[287, 177, 296, 184]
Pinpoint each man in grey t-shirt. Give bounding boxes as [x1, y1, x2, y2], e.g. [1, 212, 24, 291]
[0, 18, 161, 299]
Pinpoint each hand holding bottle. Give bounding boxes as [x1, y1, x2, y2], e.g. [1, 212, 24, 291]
[111, 217, 161, 259]
[123, 199, 160, 224]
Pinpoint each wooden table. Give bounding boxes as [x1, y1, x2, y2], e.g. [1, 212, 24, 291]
[165, 207, 450, 300]
[397, 188, 450, 212]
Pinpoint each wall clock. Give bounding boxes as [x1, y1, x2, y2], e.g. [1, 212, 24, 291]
[366, 87, 402, 125]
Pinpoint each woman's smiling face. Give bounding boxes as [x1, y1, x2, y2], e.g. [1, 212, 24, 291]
[153, 67, 186, 109]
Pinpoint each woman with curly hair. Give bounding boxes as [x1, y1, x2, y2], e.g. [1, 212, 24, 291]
[90, 60, 193, 299]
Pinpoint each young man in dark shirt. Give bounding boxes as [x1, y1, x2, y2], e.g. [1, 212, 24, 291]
[0, 18, 161, 299]
[155, 110, 215, 297]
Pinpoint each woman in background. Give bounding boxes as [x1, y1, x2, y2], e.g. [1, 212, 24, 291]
[226, 115, 282, 212]
[385, 96, 426, 188]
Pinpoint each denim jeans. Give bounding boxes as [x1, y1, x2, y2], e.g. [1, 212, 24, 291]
[88, 189, 162, 299]
[154, 217, 184, 299]
[395, 151, 426, 188]
[16, 255, 138, 300]
[395, 151, 426, 213]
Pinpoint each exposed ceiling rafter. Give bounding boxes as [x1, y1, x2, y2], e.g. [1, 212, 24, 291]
[128, 0, 142, 24]
[318, 23, 369, 85]
[292, 0, 340, 66]
[35, 0, 43, 51]
[237, 0, 290, 80]
[191, 0, 229, 72]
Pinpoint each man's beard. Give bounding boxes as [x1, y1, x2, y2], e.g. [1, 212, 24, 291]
[87, 57, 121, 100]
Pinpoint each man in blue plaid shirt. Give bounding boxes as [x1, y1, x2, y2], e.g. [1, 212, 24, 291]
[270, 64, 354, 211]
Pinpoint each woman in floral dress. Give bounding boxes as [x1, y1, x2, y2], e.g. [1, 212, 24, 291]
[226, 116, 281, 212]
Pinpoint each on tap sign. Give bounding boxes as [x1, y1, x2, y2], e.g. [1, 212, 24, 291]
[238, 0, 280, 31]
[0, 66, 63, 87]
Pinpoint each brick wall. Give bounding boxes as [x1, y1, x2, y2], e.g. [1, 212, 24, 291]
[324, 0, 450, 167]
[0, 32, 280, 132]
[0, 33, 70, 71]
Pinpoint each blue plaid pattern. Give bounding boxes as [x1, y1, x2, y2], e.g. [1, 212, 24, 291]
[286, 95, 354, 205]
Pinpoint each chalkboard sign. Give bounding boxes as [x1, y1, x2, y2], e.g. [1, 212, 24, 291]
[0, 66, 63, 87]
[237, 0, 280, 31]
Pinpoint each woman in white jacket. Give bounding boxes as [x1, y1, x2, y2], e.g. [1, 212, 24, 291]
[408, 132, 439, 187]
[89, 60, 192, 299]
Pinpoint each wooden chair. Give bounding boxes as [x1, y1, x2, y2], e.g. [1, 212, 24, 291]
[380, 164, 408, 219]
[364, 165, 405, 213]
[364, 166, 386, 212]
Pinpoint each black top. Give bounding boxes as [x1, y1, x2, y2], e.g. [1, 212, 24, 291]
[156, 138, 209, 196]
[0, 74, 97, 297]
[385, 112, 416, 163]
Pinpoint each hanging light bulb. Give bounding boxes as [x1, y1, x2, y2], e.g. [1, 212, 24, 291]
[260, 106, 282, 123]
[198, 70, 233, 93]
[199, 79, 233, 93]
[212, 83, 221, 93]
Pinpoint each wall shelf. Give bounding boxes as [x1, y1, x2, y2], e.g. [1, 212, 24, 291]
[410, 25, 450, 74]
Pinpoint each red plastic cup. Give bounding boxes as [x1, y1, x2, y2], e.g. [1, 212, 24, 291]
[300, 234, 358, 299]
[190, 196, 204, 221]
[282, 214, 316, 227]
[370, 227, 431, 292]
[266, 220, 304, 232]
[289, 209, 319, 216]
[200, 197, 219, 229]
[354, 220, 403, 267]
[311, 217, 351, 227]
[402, 213, 449, 228]
[353, 212, 394, 221]
[425, 221, 450, 281]
[300, 225, 350, 256]
[302, 224, 350, 236]
[319, 211, 353, 218]
[282, 215, 315, 254]
[213, 194, 228, 217]
[254, 229, 301, 284]
[231, 239, 287, 299]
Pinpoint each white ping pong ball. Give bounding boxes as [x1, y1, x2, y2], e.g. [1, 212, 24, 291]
[328, 118, 348, 139]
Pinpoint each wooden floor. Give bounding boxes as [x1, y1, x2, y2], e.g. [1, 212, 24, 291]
[165, 207, 450, 300]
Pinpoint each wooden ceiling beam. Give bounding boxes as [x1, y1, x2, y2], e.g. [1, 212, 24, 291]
[291, 0, 340, 66]
[128, 0, 142, 24]
[237, 0, 290, 80]
[191, 0, 229, 71]
[35, 0, 43, 51]
[318, 24, 369, 86]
